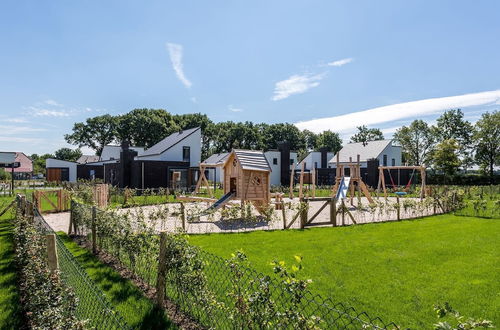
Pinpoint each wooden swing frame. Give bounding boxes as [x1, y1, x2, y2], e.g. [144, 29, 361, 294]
[377, 165, 426, 199]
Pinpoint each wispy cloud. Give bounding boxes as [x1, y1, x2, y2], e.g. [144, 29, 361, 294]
[28, 106, 70, 117]
[0, 124, 47, 135]
[44, 99, 63, 107]
[295, 89, 500, 134]
[0, 136, 43, 144]
[2, 117, 28, 123]
[166, 43, 192, 88]
[327, 58, 353, 67]
[228, 105, 244, 112]
[272, 73, 326, 101]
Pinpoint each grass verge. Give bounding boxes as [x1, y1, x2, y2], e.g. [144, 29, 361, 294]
[58, 233, 175, 329]
[0, 197, 21, 329]
[189, 214, 499, 328]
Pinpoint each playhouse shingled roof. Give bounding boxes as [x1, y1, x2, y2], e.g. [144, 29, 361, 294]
[139, 127, 200, 157]
[330, 140, 398, 163]
[231, 149, 271, 172]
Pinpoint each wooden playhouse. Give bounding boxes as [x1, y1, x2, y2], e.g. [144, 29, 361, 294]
[222, 149, 271, 208]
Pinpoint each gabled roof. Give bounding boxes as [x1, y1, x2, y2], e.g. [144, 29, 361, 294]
[138, 127, 200, 157]
[202, 152, 229, 166]
[228, 149, 271, 172]
[329, 140, 397, 163]
[77, 155, 100, 164]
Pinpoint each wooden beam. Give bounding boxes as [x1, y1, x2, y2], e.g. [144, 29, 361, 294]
[289, 161, 296, 199]
[306, 200, 329, 224]
[299, 161, 305, 199]
[311, 168, 316, 198]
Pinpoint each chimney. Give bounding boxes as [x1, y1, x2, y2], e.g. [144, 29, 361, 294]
[277, 141, 290, 186]
[319, 147, 328, 169]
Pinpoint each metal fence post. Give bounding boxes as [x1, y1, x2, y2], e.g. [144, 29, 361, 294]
[156, 231, 168, 306]
[46, 234, 59, 273]
[91, 206, 97, 254]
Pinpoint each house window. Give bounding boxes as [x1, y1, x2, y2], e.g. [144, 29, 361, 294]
[383, 155, 387, 166]
[391, 158, 395, 166]
[273, 158, 278, 165]
[183, 146, 190, 163]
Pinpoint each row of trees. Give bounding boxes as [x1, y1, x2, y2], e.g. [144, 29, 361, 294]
[64, 109, 345, 159]
[62, 108, 498, 179]
[394, 110, 499, 178]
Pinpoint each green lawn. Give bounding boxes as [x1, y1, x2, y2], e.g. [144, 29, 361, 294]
[58, 233, 175, 329]
[189, 215, 499, 329]
[0, 197, 21, 329]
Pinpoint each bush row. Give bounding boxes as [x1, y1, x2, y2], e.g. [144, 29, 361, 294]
[13, 211, 85, 329]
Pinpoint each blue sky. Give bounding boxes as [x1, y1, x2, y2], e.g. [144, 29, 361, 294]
[1, 1, 499, 155]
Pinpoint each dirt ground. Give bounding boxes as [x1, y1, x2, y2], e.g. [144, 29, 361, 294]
[44, 196, 436, 235]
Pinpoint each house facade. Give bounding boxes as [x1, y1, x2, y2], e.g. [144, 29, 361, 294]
[4, 152, 33, 179]
[329, 140, 402, 168]
[264, 150, 298, 186]
[46, 158, 77, 182]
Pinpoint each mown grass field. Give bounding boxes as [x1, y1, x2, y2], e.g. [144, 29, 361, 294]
[189, 214, 500, 329]
[58, 233, 175, 329]
[0, 196, 21, 329]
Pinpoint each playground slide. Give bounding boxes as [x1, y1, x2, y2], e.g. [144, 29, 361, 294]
[206, 191, 235, 212]
[336, 176, 351, 205]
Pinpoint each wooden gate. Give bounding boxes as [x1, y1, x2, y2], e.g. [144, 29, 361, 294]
[33, 190, 70, 213]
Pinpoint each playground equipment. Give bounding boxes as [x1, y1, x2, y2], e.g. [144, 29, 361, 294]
[377, 165, 426, 199]
[331, 154, 374, 205]
[289, 160, 317, 199]
[194, 153, 228, 198]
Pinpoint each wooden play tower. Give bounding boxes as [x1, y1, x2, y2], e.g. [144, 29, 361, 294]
[331, 153, 374, 204]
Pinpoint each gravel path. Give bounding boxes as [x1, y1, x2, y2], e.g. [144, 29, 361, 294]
[44, 196, 436, 235]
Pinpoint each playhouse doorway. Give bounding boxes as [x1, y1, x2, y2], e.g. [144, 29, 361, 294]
[230, 178, 237, 193]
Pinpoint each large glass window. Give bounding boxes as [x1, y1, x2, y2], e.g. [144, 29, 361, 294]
[183, 146, 190, 163]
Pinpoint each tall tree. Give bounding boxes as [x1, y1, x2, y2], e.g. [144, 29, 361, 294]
[474, 111, 500, 182]
[432, 139, 461, 179]
[30, 153, 54, 175]
[54, 148, 83, 162]
[65, 114, 117, 155]
[434, 109, 474, 169]
[350, 125, 384, 146]
[117, 109, 179, 148]
[394, 120, 436, 166]
[262, 123, 306, 152]
[316, 130, 342, 153]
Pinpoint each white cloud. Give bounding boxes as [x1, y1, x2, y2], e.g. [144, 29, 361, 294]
[0, 124, 47, 135]
[272, 73, 326, 101]
[228, 105, 244, 112]
[44, 99, 63, 107]
[327, 58, 353, 67]
[295, 89, 500, 134]
[166, 43, 192, 88]
[29, 106, 70, 117]
[2, 117, 28, 123]
[0, 136, 43, 143]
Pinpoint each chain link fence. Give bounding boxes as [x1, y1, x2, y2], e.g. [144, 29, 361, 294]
[21, 197, 131, 329]
[72, 200, 399, 329]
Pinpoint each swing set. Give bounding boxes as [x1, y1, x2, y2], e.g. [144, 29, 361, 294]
[377, 165, 426, 199]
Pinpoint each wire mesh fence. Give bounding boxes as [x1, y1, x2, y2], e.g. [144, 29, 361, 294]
[72, 200, 400, 329]
[21, 197, 131, 330]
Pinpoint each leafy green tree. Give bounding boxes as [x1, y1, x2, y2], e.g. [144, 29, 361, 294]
[394, 120, 436, 166]
[116, 109, 179, 148]
[350, 125, 384, 145]
[65, 114, 117, 155]
[54, 148, 82, 162]
[30, 153, 54, 175]
[316, 130, 342, 153]
[434, 109, 474, 169]
[302, 129, 318, 151]
[432, 139, 461, 179]
[262, 123, 306, 152]
[474, 111, 500, 182]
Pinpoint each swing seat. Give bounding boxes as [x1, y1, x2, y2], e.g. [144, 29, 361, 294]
[395, 191, 407, 197]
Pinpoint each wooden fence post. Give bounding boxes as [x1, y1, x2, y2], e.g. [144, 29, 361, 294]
[156, 231, 168, 306]
[330, 197, 337, 226]
[91, 206, 97, 254]
[299, 199, 307, 229]
[180, 203, 186, 231]
[341, 199, 345, 226]
[281, 203, 287, 229]
[396, 196, 401, 221]
[46, 234, 59, 273]
[68, 200, 74, 235]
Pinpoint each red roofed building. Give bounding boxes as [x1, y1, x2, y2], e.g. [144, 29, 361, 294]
[4, 152, 33, 179]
